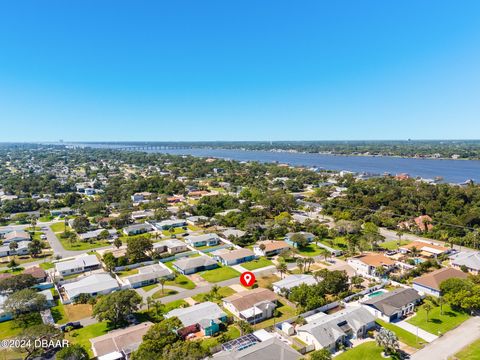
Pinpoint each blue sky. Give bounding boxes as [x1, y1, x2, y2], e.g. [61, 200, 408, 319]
[1, 1, 480, 141]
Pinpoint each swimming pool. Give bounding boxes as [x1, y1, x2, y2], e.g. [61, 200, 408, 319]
[368, 290, 386, 298]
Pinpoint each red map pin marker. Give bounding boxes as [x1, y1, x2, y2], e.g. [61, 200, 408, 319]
[240, 271, 256, 287]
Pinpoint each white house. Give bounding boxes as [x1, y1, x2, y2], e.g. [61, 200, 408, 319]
[2, 230, 31, 243]
[62, 273, 120, 302]
[223, 288, 277, 324]
[361, 288, 422, 322]
[122, 263, 174, 288]
[253, 240, 290, 257]
[152, 239, 188, 255]
[272, 274, 317, 294]
[347, 253, 396, 276]
[55, 254, 101, 277]
[185, 233, 221, 247]
[0, 240, 31, 258]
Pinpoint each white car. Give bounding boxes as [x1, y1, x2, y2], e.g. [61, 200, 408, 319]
[40, 234, 47, 240]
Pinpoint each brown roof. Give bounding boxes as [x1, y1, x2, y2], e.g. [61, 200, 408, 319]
[90, 322, 153, 357]
[223, 288, 277, 311]
[23, 266, 47, 279]
[413, 267, 468, 291]
[257, 240, 290, 252]
[354, 253, 396, 267]
[414, 215, 433, 231]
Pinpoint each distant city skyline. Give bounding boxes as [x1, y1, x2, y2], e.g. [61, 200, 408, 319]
[1, 1, 480, 141]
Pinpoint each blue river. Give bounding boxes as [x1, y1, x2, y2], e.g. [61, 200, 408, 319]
[137, 148, 480, 184]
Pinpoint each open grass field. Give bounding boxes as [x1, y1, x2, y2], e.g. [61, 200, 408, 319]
[379, 240, 411, 250]
[335, 341, 383, 360]
[376, 319, 425, 349]
[241, 257, 274, 270]
[163, 299, 189, 312]
[165, 274, 196, 289]
[191, 286, 236, 303]
[58, 234, 110, 251]
[200, 266, 240, 283]
[50, 222, 67, 233]
[407, 303, 470, 335]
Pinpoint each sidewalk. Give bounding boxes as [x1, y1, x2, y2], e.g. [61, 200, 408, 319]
[394, 319, 438, 343]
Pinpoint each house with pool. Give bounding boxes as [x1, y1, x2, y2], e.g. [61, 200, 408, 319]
[361, 288, 422, 322]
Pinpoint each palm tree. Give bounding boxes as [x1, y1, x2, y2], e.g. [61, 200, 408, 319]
[146, 296, 154, 311]
[296, 258, 305, 273]
[210, 284, 220, 300]
[276, 262, 287, 279]
[320, 248, 330, 262]
[305, 257, 314, 272]
[375, 266, 386, 278]
[396, 230, 403, 247]
[410, 246, 420, 260]
[159, 278, 167, 294]
[423, 302, 432, 322]
[9, 241, 18, 260]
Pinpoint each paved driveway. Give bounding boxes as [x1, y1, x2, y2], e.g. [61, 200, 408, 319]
[411, 316, 480, 360]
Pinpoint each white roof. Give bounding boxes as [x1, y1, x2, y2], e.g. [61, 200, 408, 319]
[187, 233, 220, 243]
[55, 254, 100, 272]
[253, 329, 274, 342]
[165, 301, 226, 328]
[98, 352, 124, 360]
[273, 274, 317, 290]
[63, 273, 119, 299]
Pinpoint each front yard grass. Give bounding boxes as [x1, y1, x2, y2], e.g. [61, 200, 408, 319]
[296, 244, 326, 257]
[39, 261, 55, 270]
[255, 274, 280, 289]
[152, 289, 178, 299]
[454, 338, 480, 360]
[141, 283, 158, 292]
[200, 266, 241, 283]
[165, 274, 196, 289]
[58, 234, 110, 251]
[242, 257, 274, 270]
[407, 303, 470, 335]
[116, 268, 139, 277]
[50, 222, 67, 233]
[191, 286, 236, 303]
[335, 341, 383, 360]
[376, 319, 425, 349]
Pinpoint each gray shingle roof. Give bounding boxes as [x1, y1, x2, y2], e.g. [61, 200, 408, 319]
[363, 288, 421, 316]
[173, 256, 217, 271]
[213, 337, 302, 360]
[165, 301, 226, 328]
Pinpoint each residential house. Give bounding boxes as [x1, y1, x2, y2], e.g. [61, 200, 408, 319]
[398, 215, 434, 232]
[172, 256, 218, 275]
[361, 288, 422, 322]
[55, 254, 101, 277]
[122, 263, 174, 288]
[413, 267, 468, 297]
[450, 251, 480, 275]
[188, 190, 210, 198]
[154, 219, 187, 230]
[222, 229, 247, 239]
[399, 241, 450, 258]
[90, 322, 153, 360]
[223, 288, 277, 324]
[131, 210, 154, 220]
[216, 209, 241, 217]
[62, 273, 120, 301]
[0, 240, 30, 258]
[23, 266, 48, 283]
[131, 192, 152, 203]
[79, 229, 117, 242]
[253, 240, 290, 257]
[296, 306, 375, 352]
[284, 232, 315, 248]
[50, 207, 74, 217]
[152, 239, 188, 255]
[272, 274, 317, 294]
[2, 230, 31, 243]
[165, 301, 227, 337]
[186, 216, 209, 226]
[0, 294, 13, 322]
[347, 253, 396, 276]
[122, 223, 153, 236]
[212, 248, 256, 266]
[186, 233, 221, 247]
[213, 337, 302, 360]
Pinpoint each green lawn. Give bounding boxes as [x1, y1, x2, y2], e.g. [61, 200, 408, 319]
[0, 320, 25, 340]
[51, 300, 69, 324]
[116, 268, 139, 277]
[141, 283, 158, 292]
[201, 325, 240, 351]
[165, 274, 196, 289]
[407, 303, 470, 335]
[66, 322, 110, 358]
[319, 237, 348, 251]
[191, 286, 236, 303]
[335, 341, 383, 360]
[162, 228, 187, 236]
[296, 244, 326, 257]
[379, 240, 411, 250]
[50, 222, 67, 233]
[200, 266, 241, 283]
[252, 300, 296, 329]
[39, 261, 55, 270]
[58, 235, 110, 251]
[152, 289, 178, 299]
[376, 319, 425, 349]
[241, 257, 274, 270]
[454, 338, 480, 360]
[163, 299, 189, 312]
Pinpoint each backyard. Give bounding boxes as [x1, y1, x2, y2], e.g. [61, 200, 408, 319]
[200, 266, 241, 283]
[252, 300, 296, 329]
[407, 303, 470, 335]
[65, 321, 110, 357]
[191, 286, 236, 303]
